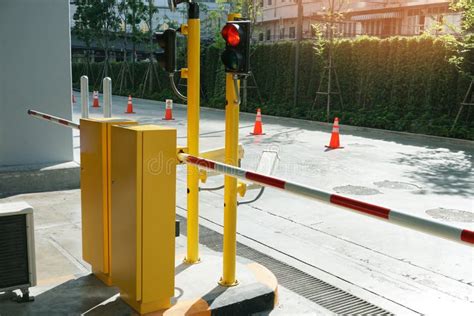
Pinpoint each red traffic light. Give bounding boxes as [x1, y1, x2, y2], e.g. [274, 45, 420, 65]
[221, 24, 240, 47]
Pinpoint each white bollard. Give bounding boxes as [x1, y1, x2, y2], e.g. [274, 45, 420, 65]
[80, 76, 89, 118]
[103, 77, 112, 118]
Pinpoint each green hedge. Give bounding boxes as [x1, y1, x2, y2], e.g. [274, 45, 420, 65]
[72, 35, 473, 140]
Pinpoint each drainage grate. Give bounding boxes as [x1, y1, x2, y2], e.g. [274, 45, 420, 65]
[176, 213, 392, 315]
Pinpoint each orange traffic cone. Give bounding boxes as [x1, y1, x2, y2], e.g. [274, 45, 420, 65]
[325, 117, 343, 150]
[92, 91, 100, 108]
[250, 108, 265, 135]
[162, 99, 174, 120]
[125, 95, 135, 114]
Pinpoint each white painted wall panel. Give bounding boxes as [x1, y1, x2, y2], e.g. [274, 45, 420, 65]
[0, 0, 73, 166]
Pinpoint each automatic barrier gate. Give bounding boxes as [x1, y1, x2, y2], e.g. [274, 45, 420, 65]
[27, 109, 473, 315]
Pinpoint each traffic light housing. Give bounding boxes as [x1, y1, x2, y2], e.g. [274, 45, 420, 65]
[154, 29, 177, 73]
[221, 20, 251, 75]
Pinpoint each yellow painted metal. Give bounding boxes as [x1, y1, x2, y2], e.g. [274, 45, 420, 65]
[199, 169, 208, 183]
[198, 145, 244, 184]
[185, 16, 201, 264]
[180, 23, 188, 35]
[227, 13, 241, 21]
[237, 182, 247, 198]
[110, 124, 176, 314]
[220, 70, 240, 286]
[180, 68, 189, 79]
[79, 118, 136, 285]
[200, 144, 244, 163]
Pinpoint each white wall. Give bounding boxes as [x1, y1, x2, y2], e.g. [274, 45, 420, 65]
[0, 0, 73, 167]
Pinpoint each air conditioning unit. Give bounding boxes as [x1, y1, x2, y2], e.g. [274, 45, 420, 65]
[0, 202, 36, 302]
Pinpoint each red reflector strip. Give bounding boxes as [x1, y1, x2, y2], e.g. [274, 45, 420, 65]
[186, 156, 216, 170]
[461, 230, 474, 244]
[245, 172, 286, 189]
[58, 119, 69, 126]
[42, 115, 50, 120]
[330, 194, 390, 219]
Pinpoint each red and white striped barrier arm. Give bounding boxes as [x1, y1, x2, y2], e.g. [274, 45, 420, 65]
[178, 153, 474, 246]
[27, 109, 80, 130]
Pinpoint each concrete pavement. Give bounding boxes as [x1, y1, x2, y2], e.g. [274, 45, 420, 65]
[0, 190, 328, 315]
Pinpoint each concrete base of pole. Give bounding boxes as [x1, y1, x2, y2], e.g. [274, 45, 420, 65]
[0, 253, 277, 315]
[0, 161, 80, 198]
[162, 253, 277, 315]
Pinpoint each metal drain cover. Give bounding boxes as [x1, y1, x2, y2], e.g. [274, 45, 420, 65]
[333, 185, 382, 196]
[426, 208, 474, 223]
[374, 180, 421, 190]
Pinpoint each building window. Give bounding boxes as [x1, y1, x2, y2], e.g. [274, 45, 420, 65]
[280, 28, 285, 39]
[419, 15, 425, 33]
[268, 0, 272, 5]
[266, 29, 271, 41]
[259, 33, 264, 41]
[289, 26, 295, 38]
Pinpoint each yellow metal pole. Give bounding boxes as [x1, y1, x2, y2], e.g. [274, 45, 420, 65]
[185, 4, 201, 264]
[220, 13, 241, 287]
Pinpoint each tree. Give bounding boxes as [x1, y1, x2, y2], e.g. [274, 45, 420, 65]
[309, 0, 347, 121]
[73, 0, 121, 87]
[448, 0, 474, 131]
[73, 1, 95, 78]
[121, 0, 147, 63]
[451, 0, 474, 32]
[140, 0, 161, 96]
[117, 0, 147, 91]
[93, 0, 121, 80]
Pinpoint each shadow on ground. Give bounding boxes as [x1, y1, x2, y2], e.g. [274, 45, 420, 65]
[395, 149, 473, 197]
[0, 275, 131, 316]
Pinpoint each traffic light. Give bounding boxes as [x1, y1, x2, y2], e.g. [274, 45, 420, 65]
[221, 20, 251, 75]
[154, 29, 177, 73]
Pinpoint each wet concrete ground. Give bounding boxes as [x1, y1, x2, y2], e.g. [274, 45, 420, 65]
[1, 92, 472, 314]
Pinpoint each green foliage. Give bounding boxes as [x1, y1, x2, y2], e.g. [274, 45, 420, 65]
[451, 0, 474, 31]
[72, 35, 473, 140]
[117, 0, 147, 53]
[73, 0, 121, 50]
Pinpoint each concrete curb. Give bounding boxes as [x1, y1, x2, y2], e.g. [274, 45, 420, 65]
[0, 161, 80, 198]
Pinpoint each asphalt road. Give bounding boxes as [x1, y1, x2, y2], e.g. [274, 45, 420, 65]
[70, 92, 473, 314]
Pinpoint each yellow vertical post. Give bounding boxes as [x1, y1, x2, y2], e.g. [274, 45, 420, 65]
[220, 13, 241, 287]
[185, 3, 201, 263]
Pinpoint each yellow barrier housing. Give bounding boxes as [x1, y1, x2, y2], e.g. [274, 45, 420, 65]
[80, 118, 136, 285]
[110, 124, 176, 314]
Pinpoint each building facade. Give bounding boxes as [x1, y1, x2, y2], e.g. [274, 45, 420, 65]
[256, 0, 462, 42]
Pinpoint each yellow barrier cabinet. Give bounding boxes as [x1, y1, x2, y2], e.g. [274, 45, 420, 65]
[80, 118, 136, 285]
[110, 125, 176, 314]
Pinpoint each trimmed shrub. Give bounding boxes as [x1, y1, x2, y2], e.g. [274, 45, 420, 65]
[72, 35, 473, 140]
